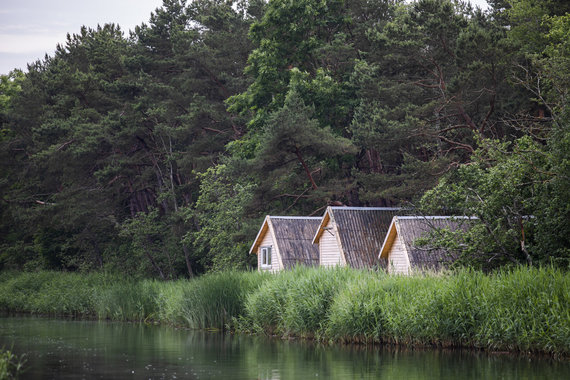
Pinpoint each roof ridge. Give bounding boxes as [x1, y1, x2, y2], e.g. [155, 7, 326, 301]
[396, 215, 477, 220]
[329, 207, 402, 211]
[269, 216, 322, 219]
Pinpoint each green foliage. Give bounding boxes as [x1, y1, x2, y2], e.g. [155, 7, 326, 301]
[0, 69, 24, 133]
[475, 266, 570, 352]
[0, 348, 25, 380]
[350, 0, 516, 203]
[420, 136, 551, 268]
[418, 0, 570, 268]
[0, 271, 101, 315]
[0, 1, 255, 276]
[249, 85, 356, 206]
[506, 0, 570, 55]
[0, 270, 268, 328]
[239, 269, 295, 334]
[240, 266, 362, 337]
[153, 279, 188, 325]
[120, 209, 186, 279]
[1, 0, 568, 274]
[185, 164, 258, 271]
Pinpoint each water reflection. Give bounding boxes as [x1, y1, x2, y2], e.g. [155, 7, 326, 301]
[0, 316, 567, 379]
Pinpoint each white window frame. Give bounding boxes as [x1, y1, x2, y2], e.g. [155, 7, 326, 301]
[260, 246, 272, 269]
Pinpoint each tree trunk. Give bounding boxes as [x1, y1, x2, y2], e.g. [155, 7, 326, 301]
[295, 147, 318, 190]
[143, 239, 166, 280]
[182, 245, 194, 278]
[519, 217, 532, 266]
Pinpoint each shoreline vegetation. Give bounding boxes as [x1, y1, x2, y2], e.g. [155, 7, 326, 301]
[0, 347, 24, 380]
[0, 267, 568, 357]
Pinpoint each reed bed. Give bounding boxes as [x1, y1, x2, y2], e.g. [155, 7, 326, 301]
[179, 270, 269, 330]
[239, 266, 570, 355]
[0, 266, 568, 355]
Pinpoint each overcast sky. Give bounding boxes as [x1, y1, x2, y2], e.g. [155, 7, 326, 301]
[0, 0, 163, 74]
[0, 0, 490, 75]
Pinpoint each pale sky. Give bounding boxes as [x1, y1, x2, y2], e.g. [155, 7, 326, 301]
[0, 0, 490, 75]
[0, 0, 164, 74]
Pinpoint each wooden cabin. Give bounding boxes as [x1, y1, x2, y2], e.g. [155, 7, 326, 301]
[249, 216, 322, 272]
[312, 207, 401, 269]
[378, 216, 474, 275]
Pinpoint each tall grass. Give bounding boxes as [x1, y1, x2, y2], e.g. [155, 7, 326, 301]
[0, 271, 99, 316]
[0, 270, 269, 328]
[473, 266, 570, 353]
[179, 270, 269, 330]
[92, 279, 160, 321]
[240, 266, 570, 355]
[0, 267, 568, 355]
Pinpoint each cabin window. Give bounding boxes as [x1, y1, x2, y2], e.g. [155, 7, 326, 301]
[261, 246, 272, 269]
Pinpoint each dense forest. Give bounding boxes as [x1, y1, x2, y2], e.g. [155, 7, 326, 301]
[0, 0, 568, 277]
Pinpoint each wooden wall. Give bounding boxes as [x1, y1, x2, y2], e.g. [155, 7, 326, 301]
[387, 231, 410, 275]
[319, 218, 343, 267]
[258, 230, 281, 272]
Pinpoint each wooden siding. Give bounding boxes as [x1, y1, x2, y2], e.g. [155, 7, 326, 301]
[257, 228, 279, 272]
[320, 218, 343, 267]
[387, 231, 410, 274]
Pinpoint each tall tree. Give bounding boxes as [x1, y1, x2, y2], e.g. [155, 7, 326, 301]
[418, 1, 570, 268]
[1, 24, 131, 270]
[349, 0, 518, 203]
[0, 1, 259, 276]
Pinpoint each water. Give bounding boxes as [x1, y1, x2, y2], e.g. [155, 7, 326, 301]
[0, 316, 567, 379]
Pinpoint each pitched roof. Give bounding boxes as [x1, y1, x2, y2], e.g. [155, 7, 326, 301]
[250, 216, 321, 269]
[379, 216, 475, 270]
[271, 217, 321, 268]
[313, 207, 401, 268]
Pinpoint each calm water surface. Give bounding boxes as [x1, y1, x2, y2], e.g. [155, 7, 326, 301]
[0, 316, 568, 379]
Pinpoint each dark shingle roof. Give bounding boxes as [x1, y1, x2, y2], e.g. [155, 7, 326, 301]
[270, 217, 321, 269]
[396, 216, 474, 270]
[331, 207, 401, 268]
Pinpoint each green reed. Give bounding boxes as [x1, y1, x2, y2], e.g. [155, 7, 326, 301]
[1, 266, 568, 355]
[179, 270, 268, 330]
[240, 266, 569, 355]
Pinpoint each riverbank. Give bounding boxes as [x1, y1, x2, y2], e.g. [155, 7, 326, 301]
[0, 267, 568, 356]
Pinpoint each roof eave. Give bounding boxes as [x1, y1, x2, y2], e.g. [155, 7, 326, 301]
[378, 216, 398, 259]
[312, 207, 332, 244]
[249, 215, 270, 254]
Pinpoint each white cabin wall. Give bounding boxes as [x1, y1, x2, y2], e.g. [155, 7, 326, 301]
[387, 233, 410, 275]
[258, 231, 280, 272]
[320, 218, 343, 267]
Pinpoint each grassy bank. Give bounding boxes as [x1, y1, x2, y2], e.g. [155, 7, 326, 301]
[0, 270, 268, 329]
[0, 267, 568, 355]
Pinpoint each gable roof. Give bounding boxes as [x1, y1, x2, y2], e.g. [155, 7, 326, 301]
[250, 216, 321, 269]
[379, 216, 475, 270]
[313, 207, 401, 268]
